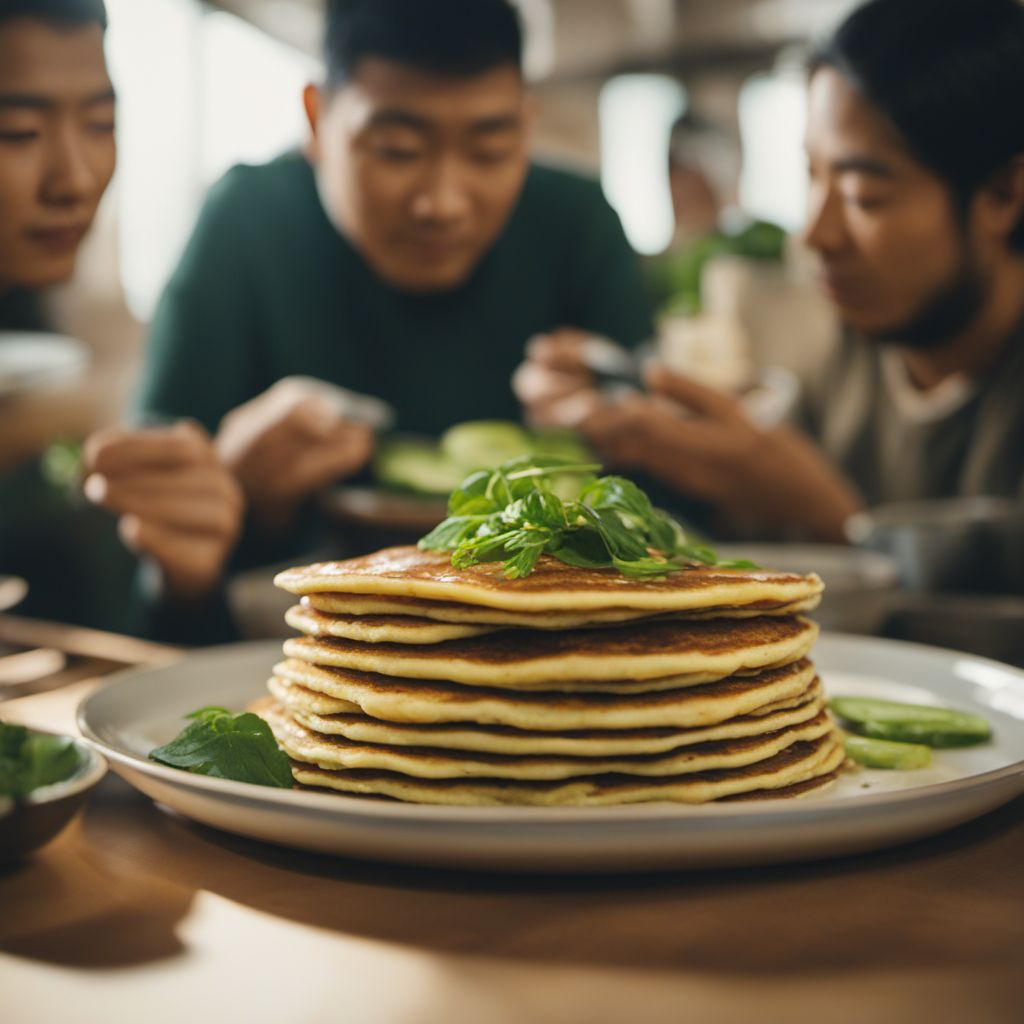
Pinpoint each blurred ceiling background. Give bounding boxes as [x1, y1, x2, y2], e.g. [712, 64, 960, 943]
[208, 0, 859, 81]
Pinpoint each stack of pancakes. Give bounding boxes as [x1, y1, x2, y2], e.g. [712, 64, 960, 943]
[261, 546, 847, 806]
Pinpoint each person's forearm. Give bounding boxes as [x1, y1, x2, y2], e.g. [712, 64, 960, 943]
[724, 426, 864, 543]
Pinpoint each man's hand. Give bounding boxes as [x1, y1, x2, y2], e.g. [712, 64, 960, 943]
[83, 421, 245, 601]
[215, 378, 374, 531]
[582, 365, 863, 542]
[512, 329, 605, 429]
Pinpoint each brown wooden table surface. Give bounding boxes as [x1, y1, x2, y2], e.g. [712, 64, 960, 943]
[1, 657, 1023, 1024]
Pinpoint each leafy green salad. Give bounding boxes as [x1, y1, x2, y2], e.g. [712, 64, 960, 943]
[0, 721, 82, 800]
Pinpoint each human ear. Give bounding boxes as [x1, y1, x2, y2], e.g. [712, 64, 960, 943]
[302, 83, 322, 163]
[978, 156, 1024, 243]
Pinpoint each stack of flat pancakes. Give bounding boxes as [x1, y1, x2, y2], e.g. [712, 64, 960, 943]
[261, 546, 848, 806]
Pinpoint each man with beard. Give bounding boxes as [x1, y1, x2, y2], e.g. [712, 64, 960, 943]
[515, 0, 1024, 541]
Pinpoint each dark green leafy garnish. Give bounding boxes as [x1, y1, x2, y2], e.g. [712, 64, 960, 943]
[0, 721, 82, 800]
[418, 456, 757, 579]
[149, 706, 292, 788]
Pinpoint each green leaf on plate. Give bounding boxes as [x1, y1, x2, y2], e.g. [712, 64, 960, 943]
[150, 708, 293, 788]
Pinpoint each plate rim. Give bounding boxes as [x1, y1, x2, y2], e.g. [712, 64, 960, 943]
[76, 632, 1024, 827]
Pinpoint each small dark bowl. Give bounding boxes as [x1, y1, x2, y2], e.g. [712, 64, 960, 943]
[0, 731, 107, 862]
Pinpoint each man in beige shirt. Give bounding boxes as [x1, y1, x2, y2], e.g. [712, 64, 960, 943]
[516, 0, 1024, 540]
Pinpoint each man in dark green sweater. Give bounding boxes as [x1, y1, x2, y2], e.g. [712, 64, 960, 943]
[83, 0, 652, 626]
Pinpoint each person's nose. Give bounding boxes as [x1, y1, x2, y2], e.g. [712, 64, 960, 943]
[802, 180, 847, 256]
[41, 124, 104, 207]
[410, 156, 472, 224]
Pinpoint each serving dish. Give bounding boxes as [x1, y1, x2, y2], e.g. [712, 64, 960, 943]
[77, 635, 1024, 873]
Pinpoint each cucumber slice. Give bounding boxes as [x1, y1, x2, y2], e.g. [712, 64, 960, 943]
[858, 720, 992, 748]
[843, 734, 932, 770]
[441, 421, 531, 471]
[529, 429, 593, 463]
[527, 430, 595, 500]
[829, 697, 991, 748]
[374, 442, 464, 496]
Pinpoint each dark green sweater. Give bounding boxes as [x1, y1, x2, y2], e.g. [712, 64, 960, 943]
[136, 154, 653, 434]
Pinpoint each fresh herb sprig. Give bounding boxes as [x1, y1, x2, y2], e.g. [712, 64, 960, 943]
[418, 456, 755, 579]
[150, 707, 293, 788]
[0, 721, 82, 800]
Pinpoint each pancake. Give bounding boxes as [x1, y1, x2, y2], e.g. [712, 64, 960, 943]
[715, 770, 842, 802]
[275, 546, 823, 614]
[265, 675, 824, 756]
[283, 615, 818, 688]
[302, 592, 820, 628]
[260, 699, 835, 781]
[271, 657, 818, 731]
[284, 604, 491, 644]
[287, 732, 847, 806]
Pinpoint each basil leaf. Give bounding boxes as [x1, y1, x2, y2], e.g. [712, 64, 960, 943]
[447, 470, 495, 515]
[503, 540, 546, 579]
[418, 514, 488, 551]
[150, 709, 292, 788]
[582, 475, 653, 521]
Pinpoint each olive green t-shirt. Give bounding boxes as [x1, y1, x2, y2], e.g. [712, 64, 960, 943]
[801, 321, 1024, 504]
[135, 154, 653, 435]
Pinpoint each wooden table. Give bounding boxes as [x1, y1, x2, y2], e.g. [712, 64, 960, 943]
[1, 654, 1023, 1024]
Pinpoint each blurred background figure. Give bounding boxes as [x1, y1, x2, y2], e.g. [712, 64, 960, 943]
[517, 0, 1024, 541]
[79, 0, 651, 641]
[0, 0, 137, 630]
[651, 108, 836, 392]
[666, 112, 735, 246]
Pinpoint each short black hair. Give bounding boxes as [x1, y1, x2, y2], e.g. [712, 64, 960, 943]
[324, 0, 522, 88]
[0, 0, 107, 29]
[812, 0, 1024, 251]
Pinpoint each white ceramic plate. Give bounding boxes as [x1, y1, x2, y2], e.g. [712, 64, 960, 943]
[77, 635, 1024, 873]
[0, 332, 89, 398]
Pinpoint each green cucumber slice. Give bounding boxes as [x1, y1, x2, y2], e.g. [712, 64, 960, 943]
[829, 697, 991, 748]
[857, 720, 991, 748]
[441, 421, 532, 471]
[374, 442, 464, 496]
[843, 734, 932, 770]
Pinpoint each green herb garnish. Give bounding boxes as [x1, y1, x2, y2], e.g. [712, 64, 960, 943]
[149, 707, 293, 788]
[0, 721, 82, 800]
[418, 456, 756, 579]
